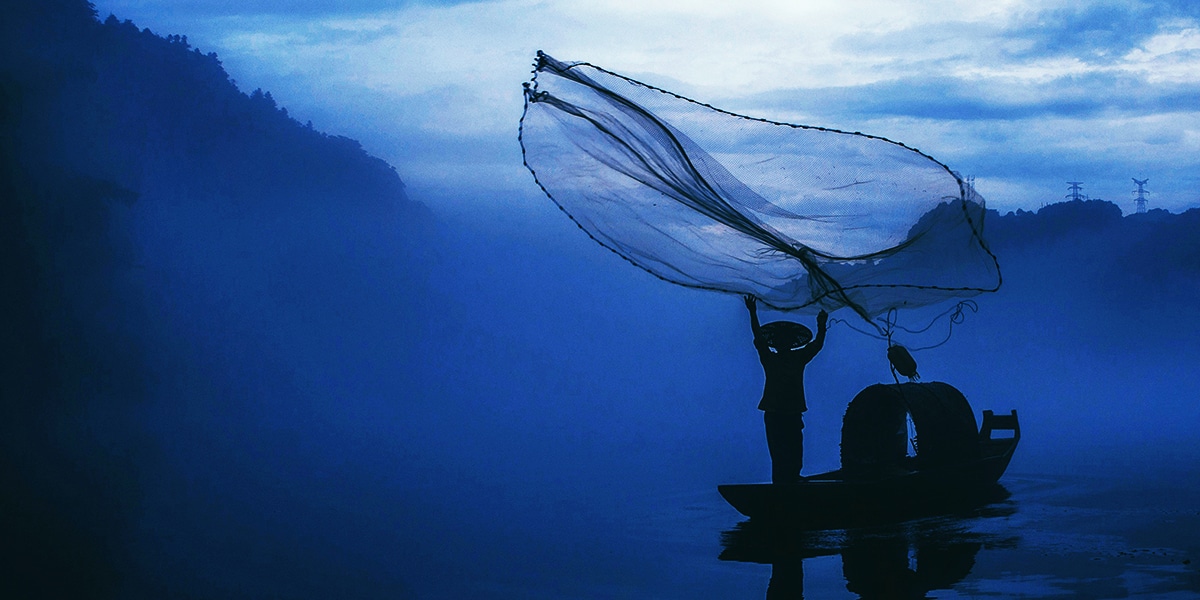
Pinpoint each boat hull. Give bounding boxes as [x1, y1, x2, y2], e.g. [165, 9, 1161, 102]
[719, 461, 1010, 527]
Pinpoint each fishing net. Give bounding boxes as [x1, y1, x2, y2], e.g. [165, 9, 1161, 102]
[520, 52, 1000, 330]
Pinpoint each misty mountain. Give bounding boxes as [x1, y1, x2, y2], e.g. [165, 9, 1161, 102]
[3, 0, 433, 393]
[2, 0, 429, 399]
[2, 1, 431, 595]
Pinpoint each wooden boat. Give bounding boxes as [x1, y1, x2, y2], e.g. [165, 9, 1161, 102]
[719, 382, 1019, 526]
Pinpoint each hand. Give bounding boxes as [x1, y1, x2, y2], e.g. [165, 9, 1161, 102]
[817, 309, 828, 326]
[744, 295, 756, 310]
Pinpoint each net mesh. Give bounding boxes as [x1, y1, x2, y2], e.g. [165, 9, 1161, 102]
[520, 52, 1000, 327]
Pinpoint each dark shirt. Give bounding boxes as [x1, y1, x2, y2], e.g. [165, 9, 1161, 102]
[754, 331, 825, 413]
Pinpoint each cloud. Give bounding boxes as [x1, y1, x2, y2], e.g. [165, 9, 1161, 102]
[743, 71, 1200, 121]
[1002, 4, 1167, 62]
[95, 0, 489, 19]
[88, 0, 1200, 214]
[998, 2, 1200, 62]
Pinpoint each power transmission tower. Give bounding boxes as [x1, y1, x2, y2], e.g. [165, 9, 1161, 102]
[1066, 181, 1085, 202]
[1132, 178, 1150, 214]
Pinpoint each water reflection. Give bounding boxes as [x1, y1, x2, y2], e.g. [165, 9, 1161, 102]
[720, 486, 1018, 599]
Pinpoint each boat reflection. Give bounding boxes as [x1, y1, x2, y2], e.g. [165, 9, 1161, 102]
[719, 487, 1018, 599]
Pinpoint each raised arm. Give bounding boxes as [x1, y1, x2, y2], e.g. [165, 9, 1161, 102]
[807, 310, 829, 355]
[745, 295, 761, 337]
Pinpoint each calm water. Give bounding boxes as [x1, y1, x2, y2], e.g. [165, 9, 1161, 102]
[120, 453, 1199, 598]
[712, 473, 1200, 599]
[409, 472, 1198, 599]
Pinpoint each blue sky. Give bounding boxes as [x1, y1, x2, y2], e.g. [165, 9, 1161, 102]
[91, 0, 1200, 216]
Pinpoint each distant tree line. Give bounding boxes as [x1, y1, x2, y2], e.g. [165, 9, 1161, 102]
[987, 199, 1200, 295]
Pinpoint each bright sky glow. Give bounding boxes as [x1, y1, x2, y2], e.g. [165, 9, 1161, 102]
[92, 0, 1200, 215]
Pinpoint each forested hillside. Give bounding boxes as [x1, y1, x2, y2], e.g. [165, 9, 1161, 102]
[2, 2, 428, 595]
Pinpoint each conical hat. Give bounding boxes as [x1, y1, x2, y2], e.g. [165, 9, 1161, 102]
[760, 321, 813, 350]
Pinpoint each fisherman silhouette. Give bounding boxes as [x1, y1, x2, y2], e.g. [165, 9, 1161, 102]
[745, 296, 828, 484]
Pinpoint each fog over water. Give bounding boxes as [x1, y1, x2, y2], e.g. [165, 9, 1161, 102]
[103, 185, 1200, 597]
